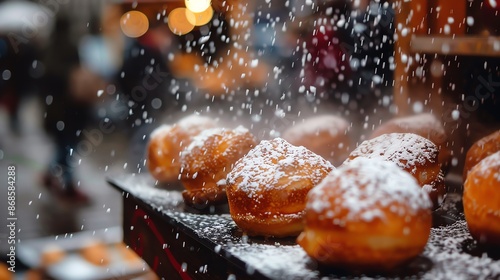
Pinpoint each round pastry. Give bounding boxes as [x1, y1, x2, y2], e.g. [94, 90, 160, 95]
[226, 137, 334, 237]
[463, 129, 500, 181]
[298, 157, 432, 271]
[370, 113, 451, 168]
[147, 114, 217, 182]
[180, 126, 257, 207]
[0, 262, 12, 280]
[345, 133, 446, 208]
[282, 115, 351, 166]
[80, 241, 110, 266]
[463, 151, 500, 246]
[40, 245, 65, 267]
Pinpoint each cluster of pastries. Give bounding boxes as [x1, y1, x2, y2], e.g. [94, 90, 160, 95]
[180, 126, 257, 207]
[147, 115, 217, 182]
[298, 157, 432, 271]
[462, 129, 500, 247]
[147, 113, 500, 271]
[147, 114, 257, 207]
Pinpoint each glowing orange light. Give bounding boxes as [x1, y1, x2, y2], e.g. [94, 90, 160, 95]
[120, 11, 149, 38]
[186, 5, 213, 26]
[168, 8, 194, 35]
[185, 0, 211, 13]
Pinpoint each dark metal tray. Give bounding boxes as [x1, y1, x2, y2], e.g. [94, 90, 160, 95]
[108, 173, 500, 280]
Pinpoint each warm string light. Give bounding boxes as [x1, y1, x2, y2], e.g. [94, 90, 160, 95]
[119, 1, 213, 37]
[120, 11, 149, 38]
[184, 0, 211, 13]
[167, 8, 194, 36]
[167, 0, 213, 35]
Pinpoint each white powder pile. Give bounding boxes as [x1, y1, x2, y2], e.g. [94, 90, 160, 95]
[423, 220, 500, 279]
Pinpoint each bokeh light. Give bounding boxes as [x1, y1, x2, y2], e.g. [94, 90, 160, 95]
[120, 11, 149, 38]
[185, 0, 211, 13]
[168, 7, 195, 36]
[186, 5, 213, 26]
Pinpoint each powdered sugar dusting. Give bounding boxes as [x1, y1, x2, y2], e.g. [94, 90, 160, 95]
[228, 244, 318, 279]
[374, 113, 447, 144]
[308, 157, 432, 221]
[346, 133, 438, 174]
[424, 220, 500, 279]
[227, 138, 334, 200]
[183, 127, 225, 156]
[468, 151, 500, 183]
[183, 126, 250, 157]
[149, 124, 173, 139]
[283, 115, 349, 139]
[177, 114, 216, 131]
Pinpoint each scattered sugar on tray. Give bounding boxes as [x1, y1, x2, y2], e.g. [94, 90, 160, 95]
[227, 138, 334, 200]
[347, 133, 438, 172]
[308, 157, 431, 222]
[423, 220, 500, 279]
[228, 244, 319, 279]
[120, 175, 183, 208]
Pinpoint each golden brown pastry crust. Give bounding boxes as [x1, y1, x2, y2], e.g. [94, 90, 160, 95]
[180, 126, 256, 207]
[298, 157, 432, 271]
[370, 113, 451, 169]
[282, 115, 351, 166]
[463, 151, 500, 246]
[226, 138, 334, 237]
[463, 129, 500, 181]
[345, 133, 446, 208]
[147, 115, 216, 183]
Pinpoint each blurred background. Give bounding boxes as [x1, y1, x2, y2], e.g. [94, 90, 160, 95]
[0, 0, 498, 279]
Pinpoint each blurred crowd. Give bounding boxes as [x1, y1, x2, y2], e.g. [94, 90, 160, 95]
[0, 0, 395, 204]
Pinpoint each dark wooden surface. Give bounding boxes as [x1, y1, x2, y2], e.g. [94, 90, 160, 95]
[109, 173, 500, 280]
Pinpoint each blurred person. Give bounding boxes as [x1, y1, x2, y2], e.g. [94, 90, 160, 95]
[112, 7, 180, 170]
[40, 15, 104, 204]
[0, 0, 49, 135]
[0, 34, 39, 135]
[297, 0, 353, 100]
